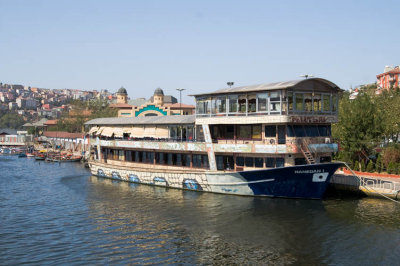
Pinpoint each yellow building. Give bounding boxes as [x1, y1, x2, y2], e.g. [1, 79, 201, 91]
[110, 87, 195, 117]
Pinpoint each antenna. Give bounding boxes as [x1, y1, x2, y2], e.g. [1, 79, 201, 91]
[227, 82, 234, 88]
[300, 74, 313, 79]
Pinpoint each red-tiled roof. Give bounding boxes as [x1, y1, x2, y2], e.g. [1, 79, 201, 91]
[43, 131, 84, 139]
[377, 67, 400, 77]
[44, 119, 58, 125]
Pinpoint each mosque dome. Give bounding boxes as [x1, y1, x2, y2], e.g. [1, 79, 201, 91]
[154, 87, 164, 96]
[117, 87, 127, 94]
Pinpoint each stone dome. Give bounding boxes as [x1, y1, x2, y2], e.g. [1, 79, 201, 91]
[117, 87, 127, 94]
[154, 87, 164, 96]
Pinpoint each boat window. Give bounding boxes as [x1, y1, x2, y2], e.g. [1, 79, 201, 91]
[167, 153, 174, 165]
[287, 126, 295, 137]
[276, 158, 285, 167]
[228, 95, 238, 113]
[236, 156, 244, 167]
[304, 93, 313, 112]
[269, 91, 281, 114]
[157, 152, 165, 164]
[238, 125, 252, 139]
[295, 93, 304, 112]
[294, 125, 306, 137]
[332, 94, 338, 112]
[288, 92, 293, 111]
[313, 93, 322, 112]
[184, 154, 191, 167]
[216, 156, 224, 170]
[238, 96, 247, 113]
[176, 153, 182, 166]
[323, 94, 331, 112]
[215, 96, 226, 114]
[202, 155, 209, 169]
[295, 158, 307, 165]
[305, 125, 320, 137]
[265, 125, 276, 137]
[193, 154, 201, 168]
[320, 156, 331, 163]
[257, 93, 268, 112]
[255, 158, 263, 168]
[252, 125, 262, 139]
[248, 94, 257, 113]
[135, 151, 141, 162]
[245, 157, 254, 167]
[266, 157, 275, 167]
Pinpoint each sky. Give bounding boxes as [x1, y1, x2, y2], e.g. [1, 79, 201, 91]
[1, 0, 399, 104]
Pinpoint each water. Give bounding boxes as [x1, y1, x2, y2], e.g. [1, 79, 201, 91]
[1, 156, 400, 265]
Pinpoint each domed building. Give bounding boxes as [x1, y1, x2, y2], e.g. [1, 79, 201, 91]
[110, 87, 195, 117]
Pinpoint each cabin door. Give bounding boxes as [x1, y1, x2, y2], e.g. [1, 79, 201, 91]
[277, 125, 286, 144]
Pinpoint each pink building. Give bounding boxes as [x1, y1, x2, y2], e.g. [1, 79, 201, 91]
[376, 66, 400, 91]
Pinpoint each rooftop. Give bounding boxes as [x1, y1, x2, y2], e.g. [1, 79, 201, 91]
[191, 78, 341, 97]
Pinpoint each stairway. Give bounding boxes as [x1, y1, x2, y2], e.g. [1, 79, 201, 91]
[299, 139, 316, 164]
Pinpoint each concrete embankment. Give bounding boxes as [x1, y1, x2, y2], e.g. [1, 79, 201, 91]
[330, 169, 400, 200]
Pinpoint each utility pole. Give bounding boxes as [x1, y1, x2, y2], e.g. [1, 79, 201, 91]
[176, 88, 185, 115]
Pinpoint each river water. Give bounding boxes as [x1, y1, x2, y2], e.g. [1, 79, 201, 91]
[1, 155, 400, 265]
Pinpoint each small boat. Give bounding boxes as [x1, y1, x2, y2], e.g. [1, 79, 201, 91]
[18, 153, 27, 157]
[26, 153, 35, 157]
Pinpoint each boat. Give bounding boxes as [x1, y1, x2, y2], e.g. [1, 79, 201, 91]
[18, 153, 27, 157]
[85, 78, 344, 199]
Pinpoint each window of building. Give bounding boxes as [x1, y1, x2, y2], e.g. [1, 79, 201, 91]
[288, 92, 293, 111]
[248, 95, 257, 113]
[252, 125, 262, 139]
[320, 156, 331, 163]
[305, 125, 320, 137]
[332, 94, 338, 112]
[202, 155, 209, 169]
[295, 93, 304, 111]
[265, 125, 276, 137]
[238, 125, 252, 139]
[304, 93, 312, 112]
[236, 157, 244, 167]
[323, 94, 331, 112]
[238, 96, 247, 113]
[245, 157, 254, 167]
[276, 158, 285, 167]
[228, 95, 238, 113]
[215, 96, 226, 114]
[313, 93, 321, 112]
[269, 91, 281, 114]
[266, 157, 275, 168]
[257, 93, 268, 112]
[255, 158, 263, 168]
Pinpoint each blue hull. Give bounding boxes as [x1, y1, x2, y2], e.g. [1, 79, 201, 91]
[238, 163, 343, 199]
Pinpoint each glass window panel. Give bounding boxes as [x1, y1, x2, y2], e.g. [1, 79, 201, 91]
[323, 95, 331, 112]
[245, 157, 254, 167]
[255, 158, 263, 168]
[228, 95, 238, 113]
[332, 94, 338, 112]
[248, 95, 256, 113]
[265, 125, 276, 137]
[276, 158, 285, 168]
[287, 125, 295, 137]
[216, 156, 224, 170]
[238, 125, 252, 139]
[270, 91, 280, 101]
[236, 157, 244, 167]
[257, 93, 268, 112]
[305, 125, 319, 137]
[202, 155, 209, 169]
[270, 102, 280, 112]
[226, 125, 234, 139]
[295, 94, 304, 111]
[184, 154, 191, 167]
[304, 93, 312, 112]
[313, 93, 321, 112]
[318, 125, 327, 136]
[327, 125, 331, 136]
[288, 92, 293, 111]
[266, 158, 275, 167]
[252, 125, 262, 139]
[238, 96, 247, 113]
[294, 125, 306, 137]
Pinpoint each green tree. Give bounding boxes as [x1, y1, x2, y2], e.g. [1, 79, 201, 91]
[353, 160, 360, 171]
[387, 162, 396, 174]
[376, 153, 383, 173]
[0, 113, 26, 129]
[366, 160, 374, 172]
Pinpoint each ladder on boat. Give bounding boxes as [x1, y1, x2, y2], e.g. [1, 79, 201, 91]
[299, 139, 316, 164]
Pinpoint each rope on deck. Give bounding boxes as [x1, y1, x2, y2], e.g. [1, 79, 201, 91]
[339, 161, 400, 204]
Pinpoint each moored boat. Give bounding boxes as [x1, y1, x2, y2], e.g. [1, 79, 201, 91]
[85, 78, 343, 199]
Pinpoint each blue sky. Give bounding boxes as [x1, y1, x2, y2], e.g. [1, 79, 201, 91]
[1, 0, 399, 104]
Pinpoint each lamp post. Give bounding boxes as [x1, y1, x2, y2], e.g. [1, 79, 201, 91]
[227, 81, 234, 88]
[176, 88, 186, 115]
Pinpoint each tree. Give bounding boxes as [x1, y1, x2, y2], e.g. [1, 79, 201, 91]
[366, 160, 374, 173]
[0, 113, 26, 129]
[332, 92, 384, 163]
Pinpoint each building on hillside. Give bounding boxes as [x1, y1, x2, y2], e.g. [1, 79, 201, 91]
[110, 87, 195, 117]
[44, 120, 58, 131]
[376, 65, 400, 92]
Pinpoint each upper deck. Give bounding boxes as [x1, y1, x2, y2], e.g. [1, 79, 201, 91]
[192, 78, 341, 125]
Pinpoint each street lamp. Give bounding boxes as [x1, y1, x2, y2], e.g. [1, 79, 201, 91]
[300, 74, 313, 79]
[176, 88, 186, 115]
[227, 81, 234, 88]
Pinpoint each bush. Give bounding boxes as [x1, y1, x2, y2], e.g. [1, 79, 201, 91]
[383, 145, 400, 169]
[366, 160, 374, 172]
[360, 160, 366, 172]
[353, 160, 359, 171]
[387, 162, 396, 174]
[376, 153, 383, 173]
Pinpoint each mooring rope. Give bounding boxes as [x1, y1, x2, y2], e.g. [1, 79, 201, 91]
[339, 161, 400, 204]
